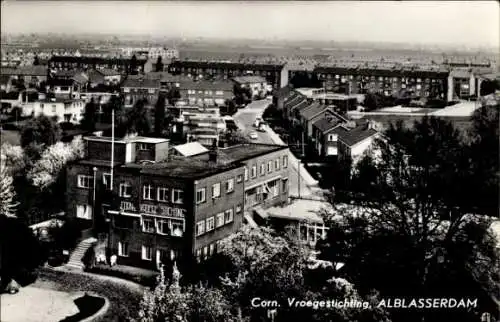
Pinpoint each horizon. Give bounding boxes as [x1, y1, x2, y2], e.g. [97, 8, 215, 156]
[1, 1, 499, 50]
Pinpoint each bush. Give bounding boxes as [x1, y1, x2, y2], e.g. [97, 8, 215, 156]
[86, 264, 159, 288]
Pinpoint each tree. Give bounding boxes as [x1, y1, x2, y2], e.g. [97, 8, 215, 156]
[33, 55, 40, 66]
[129, 54, 138, 75]
[155, 56, 164, 72]
[0, 215, 45, 289]
[166, 87, 181, 106]
[363, 92, 383, 111]
[479, 79, 500, 96]
[123, 98, 152, 136]
[138, 263, 237, 322]
[0, 162, 19, 218]
[1, 144, 25, 175]
[81, 98, 98, 132]
[233, 84, 252, 106]
[215, 225, 389, 322]
[20, 115, 62, 149]
[320, 116, 500, 322]
[154, 93, 167, 136]
[27, 137, 85, 189]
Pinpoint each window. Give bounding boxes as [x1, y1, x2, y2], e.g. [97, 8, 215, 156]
[142, 245, 153, 260]
[267, 161, 273, 173]
[215, 90, 223, 95]
[236, 204, 242, 214]
[275, 159, 280, 170]
[196, 188, 206, 204]
[268, 179, 279, 197]
[157, 219, 169, 235]
[283, 155, 288, 168]
[118, 241, 129, 257]
[236, 174, 243, 183]
[76, 204, 92, 220]
[172, 189, 184, 204]
[196, 220, 205, 236]
[51, 105, 57, 113]
[226, 178, 234, 193]
[260, 164, 265, 176]
[244, 167, 249, 181]
[209, 243, 215, 256]
[203, 246, 208, 260]
[143, 184, 154, 200]
[157, 187, 169, 202]
[142, 217, 155, 233]
[171, 219, 184, 236]
[224, 209, 234, 224]
[251, 165, 257, 178]
[196, 249, 202, 262]
[120, 183, 132, 198]
[328, 134, 338, 142]
[216, 213, 224, 227]
[206, 217, 215, 232]
[212, 183, 221, 198]
[77, 175, 91, 189]
[101, 172, 111, 188]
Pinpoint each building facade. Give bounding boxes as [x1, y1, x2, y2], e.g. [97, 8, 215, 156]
[49, 56, 147, 74]
[66, 137, 289, 268]
[33, 98, 85, 124]
[168, 60, 288, 90]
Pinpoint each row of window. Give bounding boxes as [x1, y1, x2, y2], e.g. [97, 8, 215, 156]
[196, 177, 241, 204]
[141, 216, 185, 237]
[244, 155, 288, 181]
[117, 241, 180, 262]
[195, 242, 219, 262]
[318, 74, 443, 83]
[186, 90, 225, 95]
[196, 206, 240, 236]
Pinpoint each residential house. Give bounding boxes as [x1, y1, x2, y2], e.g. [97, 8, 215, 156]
[0, 66, 48, 89]
[179, 80, 234, 107]
[311, 114, 350, 157]
[33, 97, 86, 124]
[168, 60, 288, 89]
[49, 55, 148, 74]
[331, 121, 381, 164]
[232, 75, 271, 99]
[121, 77, 161, 107]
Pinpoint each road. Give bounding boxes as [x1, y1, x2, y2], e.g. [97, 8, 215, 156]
[233, 99, 324, 199]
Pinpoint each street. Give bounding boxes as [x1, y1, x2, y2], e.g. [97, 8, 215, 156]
[233, 99, 324, 199]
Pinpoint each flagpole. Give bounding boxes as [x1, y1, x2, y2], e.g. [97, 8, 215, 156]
[110, 108, 114, 191]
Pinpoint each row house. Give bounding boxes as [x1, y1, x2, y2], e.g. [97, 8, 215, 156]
[168, 60, 288, 90]
[49, 56, 148, 75]
[313, 63, 450, 100]
[46, 77, 86, 100]
[66, 136, 289, 267]
[87, 68, 122, 87]
[298, 102, 348, 138]
[312, 115, 380, 162]
[0, 66, 48, 89]
[178, 80, 234, 106]
[121, 77, 161, 107]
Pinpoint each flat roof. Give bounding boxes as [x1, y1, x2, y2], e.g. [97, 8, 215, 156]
[84, 136, 169, 144]
[217, 143, 288, 162]
[260, 199, 333, 224]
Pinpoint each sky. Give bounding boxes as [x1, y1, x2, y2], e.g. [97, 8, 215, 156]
[1, 1, 499, 49]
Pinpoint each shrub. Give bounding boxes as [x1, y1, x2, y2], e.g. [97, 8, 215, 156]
[86, 264, 159, 288]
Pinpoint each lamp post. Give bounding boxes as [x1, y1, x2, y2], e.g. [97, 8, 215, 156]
[92, 167, 97, 228]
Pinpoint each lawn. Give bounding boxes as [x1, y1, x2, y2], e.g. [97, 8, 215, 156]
[34, 267, 144, 321]
[1, 129, 21, 146]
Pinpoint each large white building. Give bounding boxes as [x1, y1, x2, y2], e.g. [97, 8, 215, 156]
[33, 98, 86, 124]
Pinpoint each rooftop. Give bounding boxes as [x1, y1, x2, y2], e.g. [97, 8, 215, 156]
[84, 135, 168, 144]
[172, 142, 209, 157]
[312, 113, 347, 133]
[121, 77, 160, 89]
[232, 75, 267, 84]
[299, 102, 325, 120]
[179, 79, 233, 91]
[330, 123, 379, 146]
[215, 143, 288, 162]
[0, 65, 47, 76]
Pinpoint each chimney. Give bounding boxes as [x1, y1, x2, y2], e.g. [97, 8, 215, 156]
[208, 139, 218, 163]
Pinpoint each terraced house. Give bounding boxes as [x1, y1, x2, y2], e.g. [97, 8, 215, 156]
[65, 136, 290, 268]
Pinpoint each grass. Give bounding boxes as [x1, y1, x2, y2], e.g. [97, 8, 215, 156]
[86, 264, 159, 288]
[34, 267, 144, 322]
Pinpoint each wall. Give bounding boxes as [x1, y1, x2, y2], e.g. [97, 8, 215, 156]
[87, 140, 127, 163]
[193, 166, 245, 252]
